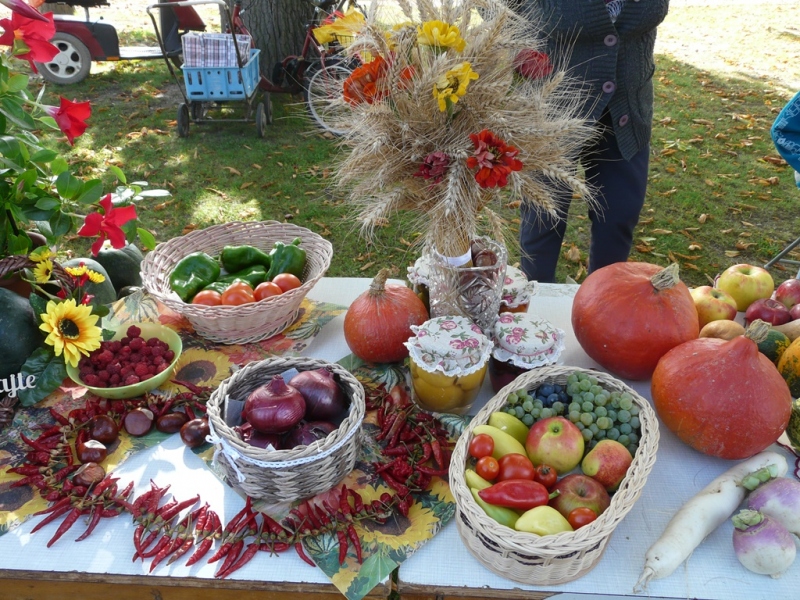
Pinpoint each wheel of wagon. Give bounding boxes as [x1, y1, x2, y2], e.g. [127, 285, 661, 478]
[35, 32, 91, 85]
[177, 103, 190, 138]
[256, 102, 267, 138]
[190, 101, 204, 121]
[264, 92, 273, 124]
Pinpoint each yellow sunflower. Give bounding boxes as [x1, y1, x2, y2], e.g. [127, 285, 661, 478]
[161, 347, 232, 393]
[417, 20, 466, 53]
[29, 247, 53, 262]
[32, 259, 53, 284]
[65, 264, 87, 277]
[356, 484, 440, 550]
[433, 62, 479, 112]
[39, 299, 102, 367]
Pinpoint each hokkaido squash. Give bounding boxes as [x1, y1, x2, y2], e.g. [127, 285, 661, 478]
[776, 336, 800, 397]
[571, 262, 699, 381]
[343, 268, 429, 363]
[652, 320, 792, 460]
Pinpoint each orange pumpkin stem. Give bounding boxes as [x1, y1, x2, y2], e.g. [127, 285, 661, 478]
[650, 263, 681, 291]
[369, 269, 390, 295]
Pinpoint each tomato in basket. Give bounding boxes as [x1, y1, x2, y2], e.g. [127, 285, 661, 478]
[192, 290, 222, 306]
[255, 281, 283, 301]
[272, 273, 302, 293]
[221, 281, 255, 305]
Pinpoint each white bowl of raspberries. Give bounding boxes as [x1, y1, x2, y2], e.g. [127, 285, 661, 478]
[66, 322, 183, 399]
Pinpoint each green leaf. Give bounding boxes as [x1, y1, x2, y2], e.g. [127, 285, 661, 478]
[109, 165, 126, 184]
[92, 304, 110, 319]
[17, 347, 68, 407]
[28, 293, 48, 323]
[6, 74, 29, 92]
[49, 210, 73, 238]
[55, 171, 83, 200]
[50, 156, 68, 176]
[137, 227, 157, 250]
[76, 179, 104, 205]
[0, 96, 36, 129]
[135, 189, 171, 198]
[35, 197, 61, 211]
[101, 328, 116, 341]
[30, 148, 59, 163]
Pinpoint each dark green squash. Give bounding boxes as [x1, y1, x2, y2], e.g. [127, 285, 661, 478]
[94, 243, 144, 294]
[0, 288, 44, 379]
[62, 258, 117, 308]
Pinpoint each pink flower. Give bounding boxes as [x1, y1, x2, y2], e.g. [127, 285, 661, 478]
[466, 129, 523, 189]
[0, 10, 58, 72]
[77, 194, 138, 255]
[44, 97, 91, 145]
[498, 313, 515, 324]
[464, 338, 479, 348]
[506, 335, 521, 345]
[450, 340, 465, 350]
[440, 320, 457, 330]
[470, 324, 483, 334]
[511, 327, 525, 337]
[414, 151, 451, 184]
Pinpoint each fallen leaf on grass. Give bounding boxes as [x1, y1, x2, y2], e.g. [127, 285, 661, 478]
[736, 241, 756, 250]
[698, 214, 708, 224]
[748, 177, 779, 186]
[252, 164, 262, 169]
[224, 167, 241, 175]
[725, 250, 741, 257]
[359, 261, 375, 272]
[205, 188, 228, 198]
[682, 262, 700, 271]
[688, 243, 703, 251]
[692, 119, 714, 126]
[761, 156, 786, 166]
[182, 224, 197, 234]
[651, 229, 673, 235]
[635, 244, 653, 253]
[240, 182, 254, 189]
[565, 245, 581, 262]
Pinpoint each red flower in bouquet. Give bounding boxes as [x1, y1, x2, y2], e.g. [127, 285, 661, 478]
[466, 129, 523, 189]
[343, 56, 388, 106]
[44, 97, 92, 145]
[0, 9, 58, 72]
[77, 194, 138, 255]
[414, 151, 451, 184]
[0, 0, 50, 22]
[514, 50, 553, 80]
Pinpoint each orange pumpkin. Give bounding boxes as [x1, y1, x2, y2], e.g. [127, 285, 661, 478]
[571, 262, 699, 381]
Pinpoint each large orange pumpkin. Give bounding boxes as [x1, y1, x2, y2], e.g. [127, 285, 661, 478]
[571, 262, 700, 381]
[651, 322, 792, 459]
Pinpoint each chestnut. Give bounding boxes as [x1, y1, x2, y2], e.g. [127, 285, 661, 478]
[156, 411, 190, 434]
[76, 439, 108, 464]
[180, 418, 210, 448]
[88, 414, 119, 445]
[124, 407, 154, 437]
[73, 462, 106, 487]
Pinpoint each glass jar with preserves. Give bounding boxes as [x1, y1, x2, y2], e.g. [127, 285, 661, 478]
[489, 312, 566, 393]
[407, 254, 434, 314]
[404, 316, 492, 415]
[499, 265, 537, 314]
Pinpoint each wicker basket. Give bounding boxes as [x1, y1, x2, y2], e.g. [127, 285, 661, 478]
[206, 356, 365, 502]
[140, 221, 333, 344]
[450, 366, 659, 586]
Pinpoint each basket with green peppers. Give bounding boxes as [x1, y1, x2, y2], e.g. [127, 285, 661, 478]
[168, 238, 308, 303]
[142, 221, 332, 344]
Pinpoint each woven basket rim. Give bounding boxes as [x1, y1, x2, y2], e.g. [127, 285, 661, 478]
[206, 357, 365, 467]
[450, 365, 659, 558]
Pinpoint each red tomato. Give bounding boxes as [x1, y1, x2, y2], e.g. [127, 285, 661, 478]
[272, 273, 302, 293]
[497, 453, 535, 482]
[475, 456, 500, 481]
[254, 281, 283, 301]
[221, 283, 255, 306]
[532, 464, 558, 491]
[468, 433, 495, 459]
[191, 290, 222, 306]
[567, 507, 598, 529]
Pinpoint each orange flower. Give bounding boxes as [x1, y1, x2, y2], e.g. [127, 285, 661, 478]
[343, 56, 388, 106]
[466, 129, 523, 189]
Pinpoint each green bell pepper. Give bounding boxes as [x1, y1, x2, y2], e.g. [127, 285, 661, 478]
[266, 237, 307, 280]
[220, 245, 272, 273]
[169, 252, 221, 302]
[217, 265, 268, 288]
[201, 281, 229, 295]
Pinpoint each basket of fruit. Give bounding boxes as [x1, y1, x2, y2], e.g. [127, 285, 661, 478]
[140, 221, 333, 344]
[450, 365, 659, 585]
[206, 356, 365, 503]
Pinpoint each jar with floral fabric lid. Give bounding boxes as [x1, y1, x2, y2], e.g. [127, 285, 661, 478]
[488, 312, 566, 393]
[499, 265, 538, 314]
[404, 316, 493, 415]
[406, 254, 435, 313]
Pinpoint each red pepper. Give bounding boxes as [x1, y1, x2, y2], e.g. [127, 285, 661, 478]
[49, 407, 70, 426]
[477, 479, 551, 511]
[75, 506, 103, 542]
[216, 541, 258, 579]
[347, 524, 362, 564]
[215, 539, 244, 577]
[47, 507, 84, 547]
[336, 529, 348, 565]
[294, 542, 315, 566]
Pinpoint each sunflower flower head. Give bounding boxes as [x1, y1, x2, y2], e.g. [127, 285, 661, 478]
[39, 298, 101, 367]
[433, 62, 478, 112]
[65, 264, 87, 278]
[32, 258, 53, 283]
[85, 269, 105, 284]
[29, 247, 53, 262]
[417, 20, 466, 53]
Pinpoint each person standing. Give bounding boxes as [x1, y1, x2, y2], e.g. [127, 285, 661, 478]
[518, 0, 670, 283]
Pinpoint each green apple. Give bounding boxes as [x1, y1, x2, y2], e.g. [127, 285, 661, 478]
[716, 264, 774, 312]
[525, 416, 584, 475]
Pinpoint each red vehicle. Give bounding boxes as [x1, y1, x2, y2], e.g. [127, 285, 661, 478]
[35, 0, 207, 85]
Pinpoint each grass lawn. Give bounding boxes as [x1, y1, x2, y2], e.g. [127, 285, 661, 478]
[34, 1, 800, 287]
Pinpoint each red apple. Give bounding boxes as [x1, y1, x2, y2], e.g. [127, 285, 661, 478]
[791, 305, 800, 321]
[550, 473, 611, 520]
[690, 286, 738, 327]
[744, 298, 792, 327]
[775, 278, 800, 310]
[716, 264, 774, 312]
[581, 439, 633, 492]
[525, 416, 584, 475]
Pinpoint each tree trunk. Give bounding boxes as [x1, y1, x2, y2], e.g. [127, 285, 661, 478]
[236, 0, 316, 79]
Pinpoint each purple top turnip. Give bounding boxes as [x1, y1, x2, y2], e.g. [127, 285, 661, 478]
[731, 509, 796, 578]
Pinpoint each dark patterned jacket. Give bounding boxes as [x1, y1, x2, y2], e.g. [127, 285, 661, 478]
[520, 0, 670, 160]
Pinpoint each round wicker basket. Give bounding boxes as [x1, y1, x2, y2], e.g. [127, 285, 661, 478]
[206, 356, 365, 503]
[140, 221, 333, 344]
[450, 365, 659, 586]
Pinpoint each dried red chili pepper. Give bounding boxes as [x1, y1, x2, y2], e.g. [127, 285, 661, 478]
[74, 506, 103, 542]
[347, 524, 362, 564]
[214, 539, 244, 576]
[47, 507, 83, 547]
[216, 541, 258, 579]
[337, 529, 348, 565]
[294, 542, 315, 566]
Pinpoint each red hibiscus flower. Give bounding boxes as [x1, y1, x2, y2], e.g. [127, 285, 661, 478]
[77, 194, 138, 256]
[44, 97, 91, 145]
[514, 49, 553, 80]
[343, 56, 388, 106]
[413, 151, 450, 183]
[466, 129, 523, 189]
[0, 0, 50, 22]
[0, 10, 58, 72]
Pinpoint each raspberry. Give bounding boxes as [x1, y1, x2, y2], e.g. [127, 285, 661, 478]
[107, 363, 121, 375]
[84, 374, 101, 386]
[124, 375, 140, 386]
[147, 365, 157, 375]
[153, 356, 166, 366]
[97, 370, 110, 383]
[155, 363, 168, 373]
[120, 366, 133, 377]
[79, 367, 94, 379]
[147, 337, 160, 347]
[141, 346, 152, 357]
[129, 353, 142, 363]
[109, 374, 121, 385]
[150, 346, 164, 358]
[120, 346, 132, 355]
[129, 337, 145, 351]
[134, 363, 149, 377]
[164, 350, 175, 362]
[108, 341, 122, 353]
[126, 325, 142, 338]
[78, 357, 92, 370]
[120, 337, 131, 346]
[97, 350, 114, 364]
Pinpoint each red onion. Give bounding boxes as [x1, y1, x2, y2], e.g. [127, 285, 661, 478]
[243, 375, 306, 434]
[289, 368, 347, 422]
[284, 420, 336, 449]
[247, 430, 283, 450]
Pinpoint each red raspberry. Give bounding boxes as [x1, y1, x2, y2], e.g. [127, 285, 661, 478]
[134, 363, 149, 377]
[120, 346, 132, 356]
[141, 346, 152, 357]
[84, 374, 101, 386]
[129, 353, 142, 363]
[120, 366, 133, 377]
[79, 367, 94, 379]
[124, 375, 140, 386]
[109, 374, 121, 385]
[164, 350, 175, 362]
[126, 325, 142, 338]
[150, 346, 164, 358]
[147, 337, 160, 347]
[147, 365, 157, 375]
[155, 363, 168, 373]
[153, 356, 166, 366]
[97, 350, 114, 364]
[108, 341, 122, 352]
[97, 370, 110, 383]
[120, 336, 131, 346]
[78, 357, 92, 370]
[107, 363, 121, 375]
[129, 337, 145, 351]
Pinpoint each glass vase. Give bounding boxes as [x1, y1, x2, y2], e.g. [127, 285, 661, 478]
[427, 236, 508, 333]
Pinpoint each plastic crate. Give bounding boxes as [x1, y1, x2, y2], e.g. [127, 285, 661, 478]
[182, 49, 260, 101]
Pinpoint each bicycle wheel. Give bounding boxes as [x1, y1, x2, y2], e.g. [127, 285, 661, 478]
[304, 61, 355, 136]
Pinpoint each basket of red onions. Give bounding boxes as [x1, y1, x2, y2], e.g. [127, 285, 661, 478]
[206, 356, 365, 502]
